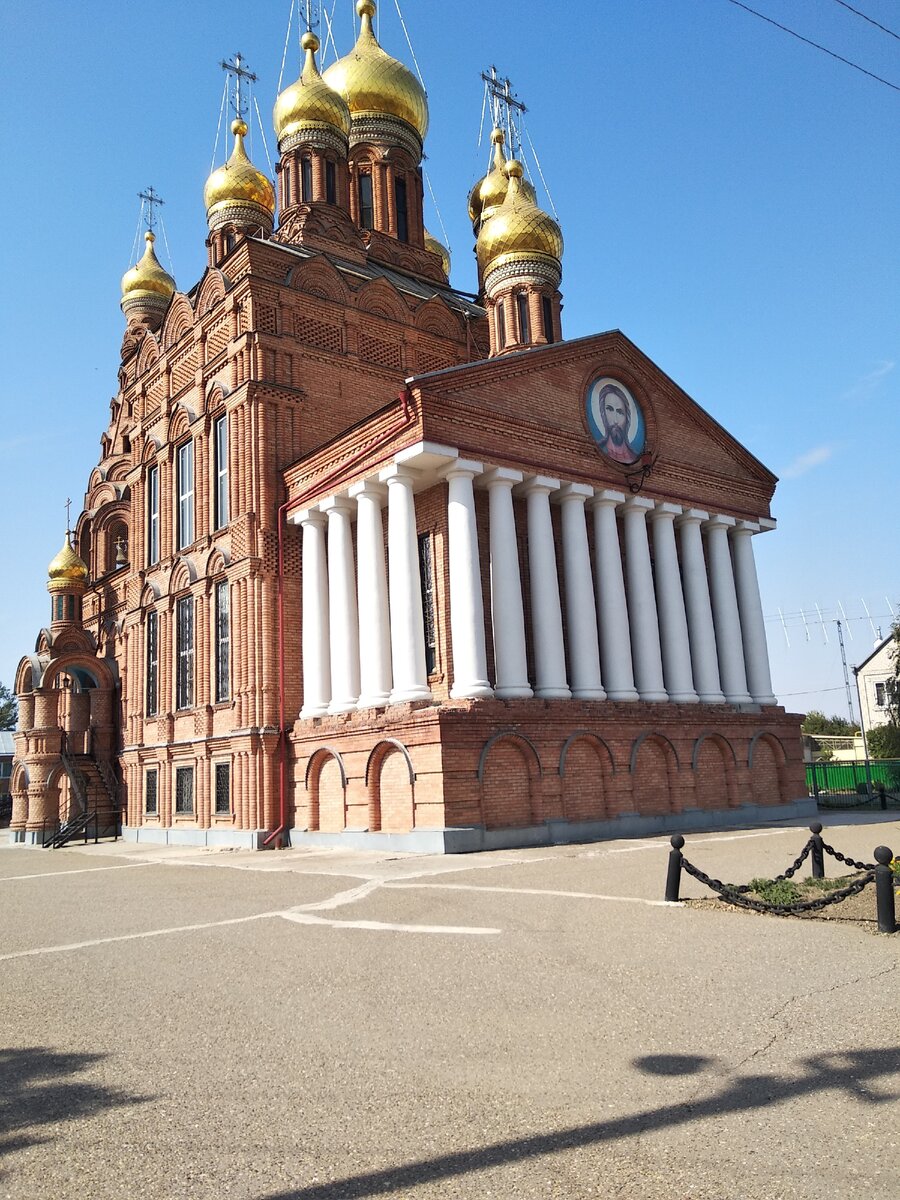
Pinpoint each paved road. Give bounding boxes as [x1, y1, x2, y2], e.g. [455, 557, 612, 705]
[1, 814, 898, 1199]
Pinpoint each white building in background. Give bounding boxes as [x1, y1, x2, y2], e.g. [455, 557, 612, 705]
[855, 635, 897, 737]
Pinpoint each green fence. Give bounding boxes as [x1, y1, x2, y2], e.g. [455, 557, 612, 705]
[807, 759, 900, 807]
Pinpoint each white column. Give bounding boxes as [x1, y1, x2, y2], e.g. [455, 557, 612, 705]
[704, 515, 752, 704]
[380, 465, 432, 703]
[445, 460, 493, 699]
[484, 469, 532, 699]
[350, 479, 391, 708]
[649, 504, 698, 703]
[298, 510, 330, 717]
[323, 497, 360, 713]
[520, 476, 570, 699]
[559, 483, 605, 699]
[677, 509, 725, 703]
[622, 497, 668, 702]
[732, 522, 777, 705]
[590, 490, 638, 701]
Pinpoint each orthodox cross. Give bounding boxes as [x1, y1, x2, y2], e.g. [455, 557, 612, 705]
[302, 0, 319, 31]
[481, 65, 527, 152]
[220, 52, 257, 121]
[65, 497, 72, 539]
[137, 186, 165, 234]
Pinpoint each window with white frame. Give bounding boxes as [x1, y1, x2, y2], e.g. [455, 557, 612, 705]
[177, 440, 194, 549]
[146, 609, 159, 717]
[215, 579, 230, 703]
[176, 595, 194, 710]
[214, 415, 229, 529]
[147, 464, 159, 565]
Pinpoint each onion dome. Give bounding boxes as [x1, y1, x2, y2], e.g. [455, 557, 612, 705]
[204, 119, 276, 230]
[47, 536, 89, 593]
[467, 128, 536, 231]
[120, 232, 176, 314]
[423, 228, 450, 277]
[274, 31, 351, 146]
[323, 0, 429, 142]
[476, 160, 563, 282]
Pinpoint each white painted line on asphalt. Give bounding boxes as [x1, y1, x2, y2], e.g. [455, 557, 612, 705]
[600, 828, 790, 855]
[0, 862, 155, 883]
[279, 911, 500, 935]
[383, 882, 680, 906]
[295, 878, 383, 911]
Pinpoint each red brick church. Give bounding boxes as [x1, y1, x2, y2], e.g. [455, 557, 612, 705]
[11, 2, 809, 850]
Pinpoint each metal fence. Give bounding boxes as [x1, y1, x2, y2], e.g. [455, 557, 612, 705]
[807, 759, 900, 809]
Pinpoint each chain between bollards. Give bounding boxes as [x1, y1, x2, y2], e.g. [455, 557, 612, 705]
[666, 835, 684, 902]
[874, 846, 897, 934]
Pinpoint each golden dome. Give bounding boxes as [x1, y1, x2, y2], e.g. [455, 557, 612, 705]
[423, 228, 450, 277]
[467, 128, 536, 229]
[274, 31, 351, 144]
[121, 232, 176, 304]
[47, 537, 89, 590]
[322, 0, 428, 140]
[204, 119, 276, 224]
[476, 160, 563, 278]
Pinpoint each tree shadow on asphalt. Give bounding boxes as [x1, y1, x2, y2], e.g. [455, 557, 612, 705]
[260, 1046, 899, 1199]
[0, 1046, 151, 1173]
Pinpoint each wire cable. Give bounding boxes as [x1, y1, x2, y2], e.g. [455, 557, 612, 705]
[523, 125, 560, 220]
[129, 202, 144, 267]
[392, 0, 427, 91]
[277, 0, 296, 94]
[158, 214, 175, 278]
[423, 167, 451, 254]
[210, 76, 229, 173]
[725, 0, 900, 93]
[830, 0, 900, 42]
[253, 93, 275, 175]
[321, 0, 339, 66]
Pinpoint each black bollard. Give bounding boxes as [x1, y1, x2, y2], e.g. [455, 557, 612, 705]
[873, 846, 897, 935]
[666, 834, 685, 902]
[809, 821, 825, 879]
[876, 781, 887, 811]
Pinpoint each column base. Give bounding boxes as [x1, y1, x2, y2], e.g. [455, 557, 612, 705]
[299, 704, 330, 719]
[328, 698, 360, 715]
[637, 690, 669, 703]
[698, 692, 727, 704]
[389, 686, 433, 704]
[495, 685, 535, 699]
[357, 693, 391, 710]
[725, 692, 753, 704]
[450, 683, 495, 700]
[535, 686, 572, 700]
[605, 688, 640, 702]
[667, 691, 699, 703]
[572, 688, 607, 701]
[751, 694, 778, 706]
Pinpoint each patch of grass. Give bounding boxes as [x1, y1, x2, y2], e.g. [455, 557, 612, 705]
[748, 877, 802, 906]
[805, 876, 852, 892]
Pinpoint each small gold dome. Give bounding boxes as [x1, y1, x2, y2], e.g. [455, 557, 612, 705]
[204, 119, 276, 223]
[476, 160, 563, 278]
[323, 0, 429, 140]
[121, 232, 176, 304]
[423, 228, 450, 277]
[467, 129, 537, 230]
[274, 31, 352, 143]
[47, 537, 89, 590]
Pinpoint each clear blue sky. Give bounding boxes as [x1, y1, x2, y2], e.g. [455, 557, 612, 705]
[2, 0, 898, 720]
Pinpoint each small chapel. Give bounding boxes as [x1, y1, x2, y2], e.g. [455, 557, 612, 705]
[11, 1, 810, 851]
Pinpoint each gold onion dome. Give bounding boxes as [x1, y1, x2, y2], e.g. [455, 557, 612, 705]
[476, 160, 563, 278]
[468, 128, 535, 228]
[423, 228, 450, 277]
[322, 0, 429, 140]
[273, 31, 351, 143]
[120, 232, 176, 305]
[47, 537, 89, 591]
[204, 119, 276, 223]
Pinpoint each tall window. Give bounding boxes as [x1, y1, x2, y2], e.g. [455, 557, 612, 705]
[145, 768, 158, 815]
[516, 292, 531, 344]
[176, 595, 194, 710]
[215, 580, 230, 703]
[395, 177, 408, 242]
[175, 766, 194, 815]
[301, 157, 313, 203]
[496, 301, 506, 347]
[283, 166, 292, 208]
[418, 532, 436, 676]
[325, 160, 336, 205]
[358, 173, 374, 230]
[542, 296, 555, 344]
[214, 762, 231, 815]
[146, 609, 159, 717]
[177, 441, 194, 549]
[147, 465, 159, 565]
[214, 415, 229, 529]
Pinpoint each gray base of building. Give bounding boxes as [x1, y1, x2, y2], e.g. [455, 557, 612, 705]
[120, 826, 270, 849]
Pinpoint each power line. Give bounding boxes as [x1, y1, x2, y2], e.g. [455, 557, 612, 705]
[725, 0, 900, 93]
[830, 0, 900, 43]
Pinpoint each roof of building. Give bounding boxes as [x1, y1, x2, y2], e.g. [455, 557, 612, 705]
[854, 633, 895, 673]
[0, 731, 15, 757]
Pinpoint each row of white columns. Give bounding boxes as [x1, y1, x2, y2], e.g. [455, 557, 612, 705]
[292, 456, 777, 717]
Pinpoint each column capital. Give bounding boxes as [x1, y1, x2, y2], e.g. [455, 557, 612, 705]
[292, 507, 327, 527]
[759, 516, 777, 531]
[515, 474, 560, 498]
[676, 507, 709, 526]
[704, 513, 736, 529]
[557, 482, 594, 502]
[482, 466, 524, 488]
[319, 494, 353, 515]
[349, 478, 387, 501]
[443, 457, 483, 480]
[649, 502, 683, 521]
[394, 440, 458, 470]
[733, 520, 761, 535]
[379, 463, 421, 486]
[622, 495, 654, 513]
[589, 487, 626, 509]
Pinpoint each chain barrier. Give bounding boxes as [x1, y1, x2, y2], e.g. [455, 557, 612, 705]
[680, 856, 875, 916]
[772, 839, 813, 881]
[820, 841, 876, 873]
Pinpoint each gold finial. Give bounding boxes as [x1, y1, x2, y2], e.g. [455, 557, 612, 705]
[357, 0, 376, 18]
[204, 117, 276, 224]
[301, 30, 320, 52]
[232, 117, 248, 137]
[121, 229, 176, 304]
[490, 127, 505, 145]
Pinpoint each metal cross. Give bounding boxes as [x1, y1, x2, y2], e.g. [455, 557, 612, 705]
[220, 52, 258, 121]
[303, 0, 319, 31]
[65, 497, 72, 536]
[137, 186, 165, 234]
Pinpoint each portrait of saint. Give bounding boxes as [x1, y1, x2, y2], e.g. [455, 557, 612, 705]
[585, 377, 646, 465]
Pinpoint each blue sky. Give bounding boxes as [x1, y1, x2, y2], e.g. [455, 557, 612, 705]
[1, 0, 898, 719]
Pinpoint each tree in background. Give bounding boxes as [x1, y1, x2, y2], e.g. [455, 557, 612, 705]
[0, 683, 17, 732]
[801, 710, 859, 736]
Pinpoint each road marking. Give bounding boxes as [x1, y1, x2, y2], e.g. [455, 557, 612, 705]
[600, 828, 791, 855]
[280, 911, 500, 935]
[0, 862, 154, 883]
[296, 878, 383, 911]
[383, 882, 680, 906]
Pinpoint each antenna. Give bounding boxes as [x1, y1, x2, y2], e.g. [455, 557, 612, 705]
[137, 186, 165, 234]
[835, 619, 856, 725]
[220, 52, 258, 121]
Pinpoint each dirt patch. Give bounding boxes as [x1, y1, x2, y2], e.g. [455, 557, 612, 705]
[685, 875, 899, 933]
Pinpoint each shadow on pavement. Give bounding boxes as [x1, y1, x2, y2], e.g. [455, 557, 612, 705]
[260, 1046, 899, 1199]
[0, 1046, 151, 1169]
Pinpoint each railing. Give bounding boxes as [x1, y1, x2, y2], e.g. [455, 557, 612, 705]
[664, 822, 897, 933]
[807, 759, 900, 809]
[38, 807, 121, 849]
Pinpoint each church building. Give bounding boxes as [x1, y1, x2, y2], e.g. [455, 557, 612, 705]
[11, 2, 810, 851]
